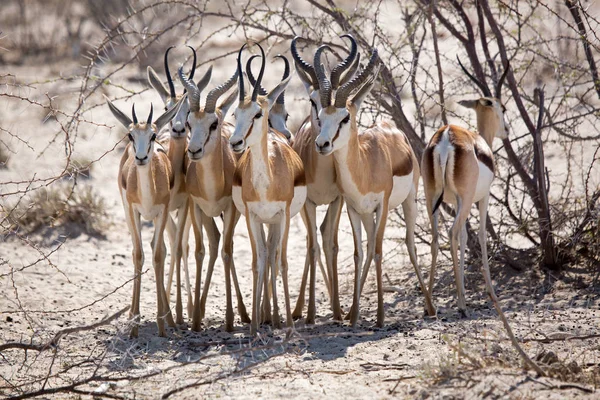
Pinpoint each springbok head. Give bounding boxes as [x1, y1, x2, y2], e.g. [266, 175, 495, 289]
[315, 48, 379, 156]
[147, 46, 196, 139]
[177, 64, 238, 161]
[291, 35, 360, 125]
[247, 54, 292, 140]
[457, 57, 510, 141]
[229, 43, 291, 154]
[106, 97, 184, 166]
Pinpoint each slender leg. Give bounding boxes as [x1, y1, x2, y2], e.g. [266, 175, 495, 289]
[427, 209, 440, 296]
[267, 223, 281, 329]
[261, 263, 272, 325]
[323, 196, 344, 320]
[199, 212, 220, 322]
[230, 211, 250, 323]
[173, 199, 189, 324]
[281, 207, 294, 329]
[305, 201, 319, 324]
[165, 214, 176, 303]
[403, 189, 436, 316]
[346, 212, 374, 321]
[450, 197, 472, 314]
[152, 206, 176, 336]
[221, 204, 236, 332]
[181, 210, 194, 318]
[345, 205, 364, 327]
[190, 203, 205, 331]
[247, 212, 267, 335]
[125, 203, 143, 338]
[373, 202, 388, 327]
[292, 206, 310, 320]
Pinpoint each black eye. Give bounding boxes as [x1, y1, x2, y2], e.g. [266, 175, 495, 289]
[210, 121, 218, 131]
[254, 112, 263, 120]
[268, 120, 273, 128]
[341, 115, 350, 125]
[128, 133, 133, 141]
[310, 99, 317, 111]
[151, 133, 157, 141]
[285, 114, 290, 122]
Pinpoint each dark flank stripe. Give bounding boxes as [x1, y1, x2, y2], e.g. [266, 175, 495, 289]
[474, 144, 495, 175]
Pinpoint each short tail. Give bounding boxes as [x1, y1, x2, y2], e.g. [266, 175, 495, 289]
[432, 140, 451, 214]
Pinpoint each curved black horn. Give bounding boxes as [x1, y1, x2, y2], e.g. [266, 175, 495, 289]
[314, 45, 332, 107]
[186, 45, 197, 80]
[495, 61, 510, 99]
[164, 46, 176, 98]
[330, 34, 358, 89]
[339, 51, 361, 86]
[178, 66, 200, 112]
[205, 69, 239, 114]
[251, 43, 266, 102]
[132, 104, 138, 124]
[291, 36, 319, 89]
[237, 43, 247, 102]
[274, 54, 290, 105]
[147, 103, 153, 124]
[457, 56, 492, 97]
[246, 55, 267, 96]
[334, 49, 379, 108]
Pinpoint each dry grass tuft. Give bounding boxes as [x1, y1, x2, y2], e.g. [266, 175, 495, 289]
[4, 184, 109, 236]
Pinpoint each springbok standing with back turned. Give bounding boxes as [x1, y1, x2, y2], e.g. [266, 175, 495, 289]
[314, 48, 435, 327]
[147, 45, 196, 324]
[421, 58, 509, 316]
[290, 35, 360, 323]
[106, 97, 184, 337]
[177, 63, 250, 332]
[230, 43, 306, 335]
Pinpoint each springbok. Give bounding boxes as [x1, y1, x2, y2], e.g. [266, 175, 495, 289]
[106, 96, 184, 337]
[147, 45, 196, 324]
[230, 43, 307, 335]
[314, 48, 435, 327]
[422, 59, 509, 315]
[177, 64, 250, 332]
[246, 54, 293, 141]
[290, 35, 360, 323]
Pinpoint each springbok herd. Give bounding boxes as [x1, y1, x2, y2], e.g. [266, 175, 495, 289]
[105, 35, 510, 337]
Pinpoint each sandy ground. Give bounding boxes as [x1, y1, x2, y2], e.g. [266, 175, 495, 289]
[1, 3, 600, 398]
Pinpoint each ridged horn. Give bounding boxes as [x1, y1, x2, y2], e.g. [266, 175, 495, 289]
[147, 103, 153, 124]
[274, 54, 290, 105]
[291, 36, 319, 89]
[246, 55, 267, 96]
[237, 43, 247, 102]
[205, 69, 239, 114]
[251, 43, 266, 101]
[457, 56, 492, 97]
[164, 46, 176, 98]
[334, 48, 379, 108]
[330, 34, 358, 89]
[339, 51, 360, 86]
[178, 66, 200, 112]
[314, 45, 332, 107]
[132, 104, 138, 124]
[495, 61, 510, 99]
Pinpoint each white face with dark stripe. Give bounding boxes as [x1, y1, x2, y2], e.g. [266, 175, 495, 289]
[314, 106, 350, 156]
[165, 96, 190, 139]
[128, 124, 158, 166]
[187, 111, 219, 161]
[230, 101, 263, 153]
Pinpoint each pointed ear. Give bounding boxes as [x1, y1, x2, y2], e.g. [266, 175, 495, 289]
[267, 76, 292, 109]
[147, 66, 170, 103]
[294, 62, 313, 94]
[104, 95, 132, 128]
[458, 99, 478, 109]
[154, 93, 187, 131]
[351, 68, 379, 110]
[218, 88, 238, 119]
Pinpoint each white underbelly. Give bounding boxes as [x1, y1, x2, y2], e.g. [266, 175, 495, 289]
[290, 186, 307, 217]
[246, 201, 287, 224]
[344, 191, 385, 215]
[388, 172, 413, 210]
[473, 161, 494, 203]
[192, 195, 230, 218]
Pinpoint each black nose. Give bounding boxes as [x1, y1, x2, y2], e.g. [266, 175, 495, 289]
[172, 127, 185, 134]
[188, 147, 202, 155]
[319, 141, 330, 149]
[231, 139, 243, 148]
[135, 155, 148, 162]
